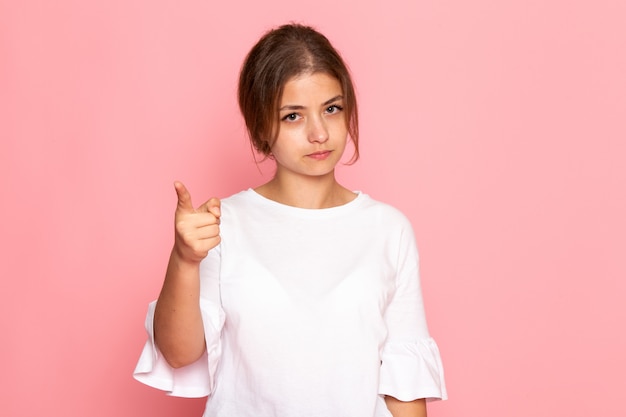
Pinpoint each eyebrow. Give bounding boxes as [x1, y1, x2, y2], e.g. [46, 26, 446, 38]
[279, 95, 344, 111]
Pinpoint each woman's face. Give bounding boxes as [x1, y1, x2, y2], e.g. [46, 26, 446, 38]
[270, 72, 348, 181]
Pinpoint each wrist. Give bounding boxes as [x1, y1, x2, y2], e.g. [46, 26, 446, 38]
[170, 246, 203, 268]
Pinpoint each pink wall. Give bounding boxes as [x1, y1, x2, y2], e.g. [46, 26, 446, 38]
[2, 1, 625, 416]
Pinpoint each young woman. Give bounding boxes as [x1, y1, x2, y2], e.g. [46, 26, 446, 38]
[134, 23, 446, 417]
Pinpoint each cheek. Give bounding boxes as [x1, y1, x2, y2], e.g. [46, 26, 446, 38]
[330, 121, 349, 141]
[272, 128, 303, 155]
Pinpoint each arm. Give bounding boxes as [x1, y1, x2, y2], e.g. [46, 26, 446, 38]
[154, 181, 221, 368]
[385, 396, 427, 417]
[379, 219, 446, 407]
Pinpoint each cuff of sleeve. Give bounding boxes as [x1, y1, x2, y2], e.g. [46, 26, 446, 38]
[133, 299, 225, 398]
[379, 337, 448, 402]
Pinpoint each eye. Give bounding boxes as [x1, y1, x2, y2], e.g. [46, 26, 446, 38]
[325, 104, 343, 114]
[281, 113, 301, 122]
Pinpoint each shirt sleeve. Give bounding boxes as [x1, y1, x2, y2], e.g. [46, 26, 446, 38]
[378, 222, 447, 402]
[133, 246, 225, 398]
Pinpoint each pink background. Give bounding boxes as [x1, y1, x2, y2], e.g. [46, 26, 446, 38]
[2, 1, 625, 416]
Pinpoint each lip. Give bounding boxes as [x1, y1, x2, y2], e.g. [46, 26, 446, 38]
[306, 150, 332, 160]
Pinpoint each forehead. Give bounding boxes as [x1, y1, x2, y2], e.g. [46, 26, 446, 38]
[280, 72, 343, 104]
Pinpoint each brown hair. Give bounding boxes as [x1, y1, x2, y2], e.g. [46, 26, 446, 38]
[238, 23, 359, 163]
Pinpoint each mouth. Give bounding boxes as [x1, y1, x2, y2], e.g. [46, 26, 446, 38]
[306, 150, 332, 160]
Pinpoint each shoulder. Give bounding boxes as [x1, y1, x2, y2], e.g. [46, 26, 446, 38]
[358, 193, 414, 230]
[357, 194, 420, 259]
[220, 189, 257, 210]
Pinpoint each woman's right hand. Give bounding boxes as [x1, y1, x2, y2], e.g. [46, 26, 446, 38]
[154, 182, 219, 367]
[173, 181, 221, 264]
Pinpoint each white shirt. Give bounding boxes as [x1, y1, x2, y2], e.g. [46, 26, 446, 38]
[134, 189, 446, 417]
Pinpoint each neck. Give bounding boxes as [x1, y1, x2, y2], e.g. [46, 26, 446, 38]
[255, 171, 355, 209]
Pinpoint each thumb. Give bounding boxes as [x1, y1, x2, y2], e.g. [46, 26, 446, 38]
[197, 197, 221, 218]
[174, 181, 195, 213]
[208, 198, 221, 218]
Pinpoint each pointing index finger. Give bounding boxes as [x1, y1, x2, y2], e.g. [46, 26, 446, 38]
[174, 181, 194, 213]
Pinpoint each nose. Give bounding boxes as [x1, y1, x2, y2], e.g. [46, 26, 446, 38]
[307, 116, 329, 144]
